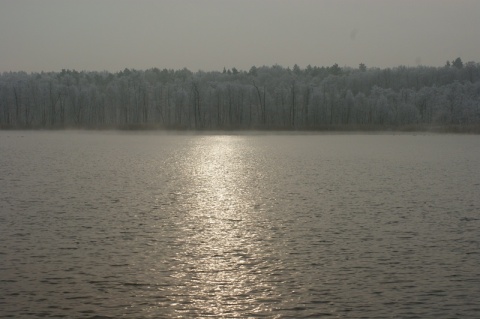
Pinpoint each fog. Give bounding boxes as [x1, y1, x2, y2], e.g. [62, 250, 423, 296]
[1, 0, 480, 72]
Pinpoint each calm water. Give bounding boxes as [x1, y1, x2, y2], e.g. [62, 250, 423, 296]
[1, 131, 479, 318]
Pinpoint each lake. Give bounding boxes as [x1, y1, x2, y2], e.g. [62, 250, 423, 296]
[1, 131, 479, 318]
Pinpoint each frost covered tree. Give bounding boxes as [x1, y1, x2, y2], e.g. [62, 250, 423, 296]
[1, 61, 479, 130]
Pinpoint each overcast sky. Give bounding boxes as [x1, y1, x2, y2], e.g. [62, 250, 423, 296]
[1, 0, 479, 73]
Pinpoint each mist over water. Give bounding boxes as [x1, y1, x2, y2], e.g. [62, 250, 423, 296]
[1, 131, 480, 318]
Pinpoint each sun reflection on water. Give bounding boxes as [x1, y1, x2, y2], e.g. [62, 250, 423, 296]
[167, 136, 277, 317]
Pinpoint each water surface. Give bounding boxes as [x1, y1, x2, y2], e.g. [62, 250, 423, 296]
[1, 131, 479, 318]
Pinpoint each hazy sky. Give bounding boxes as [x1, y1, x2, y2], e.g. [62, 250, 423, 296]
[1, 0, 479, 73]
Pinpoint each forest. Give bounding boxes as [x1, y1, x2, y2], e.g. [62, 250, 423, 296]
[1, 58, 479, 131]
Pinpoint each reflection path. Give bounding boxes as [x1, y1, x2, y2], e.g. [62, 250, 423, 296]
[166, 136, 279, 317]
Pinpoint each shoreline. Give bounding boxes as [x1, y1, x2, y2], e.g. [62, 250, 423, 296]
[1, 124, 479, 134]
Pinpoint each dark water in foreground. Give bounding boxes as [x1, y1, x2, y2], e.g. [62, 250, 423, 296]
[1, 131, 479, 318]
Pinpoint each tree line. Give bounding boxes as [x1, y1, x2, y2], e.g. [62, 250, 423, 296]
[1, 59, 479, 130]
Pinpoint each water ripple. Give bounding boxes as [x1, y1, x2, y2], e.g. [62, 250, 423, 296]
[1, 132, 479, 318]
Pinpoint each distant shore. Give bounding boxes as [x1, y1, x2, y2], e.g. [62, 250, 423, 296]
[1, 124, 479, 134]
